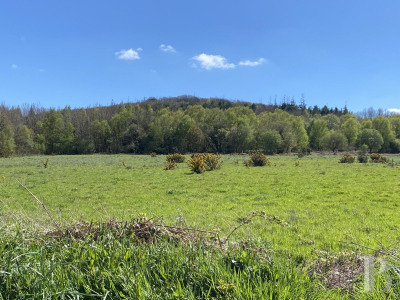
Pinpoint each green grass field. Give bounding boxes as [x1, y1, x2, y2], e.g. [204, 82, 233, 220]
[1, 154, 400, 298]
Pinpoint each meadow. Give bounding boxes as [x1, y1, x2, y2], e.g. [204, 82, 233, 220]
[1, 154, 400, 298]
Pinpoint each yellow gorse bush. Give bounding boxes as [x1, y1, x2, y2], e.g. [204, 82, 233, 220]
[188, 153, 223, 174]
[339, 155, 355, 163]
[164, 161, 177, 170]
[244, 153, 271, 167]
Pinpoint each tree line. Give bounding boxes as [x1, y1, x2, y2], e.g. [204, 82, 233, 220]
[0, 96, 399, 157]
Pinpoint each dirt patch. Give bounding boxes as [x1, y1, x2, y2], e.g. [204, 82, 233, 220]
[308, 251, 365, 290]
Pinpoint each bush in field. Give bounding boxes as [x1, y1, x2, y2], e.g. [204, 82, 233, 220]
[297, 152, 305, 158]
[164, 161, 176, 170]
[167, 153, 185, 163]
[339, 155, 355, 163]
[188, 153, 222, 173]
[297, 147, 311, 158]
[357, 145, 369, 163]
[150, 152, 157, 157]
[370, 153, 388, 163]
[357, 153, 369, 163]
[188, 154, 206, 173]
[247, 153, 271, 167]
[243, 160, 252, 168]
[203, 153, 223, 171]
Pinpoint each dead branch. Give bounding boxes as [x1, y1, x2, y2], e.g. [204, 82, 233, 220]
[339, 240, 400, 260]
[16, 180, 62, 233]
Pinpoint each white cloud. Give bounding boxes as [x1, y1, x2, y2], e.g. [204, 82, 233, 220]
[387, 108, 400, 115]
[11, 64, 18, 69]
[238, 58, 266, 67]
[192, 53, 235, 70]
[136, 48, 143, 52]
[160, 44, 176, 53]
[115, 48, 140, 60]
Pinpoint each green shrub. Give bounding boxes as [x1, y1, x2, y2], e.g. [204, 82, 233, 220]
[150, 152, 157, 157]
[339, 155, 355, 163]
[164, 161, 177, 170]
[167, 153, 185, 163]
[249, 153, 271, 167]
[370, 153, 388, 163]
[297, 147, 312, 158]
[357, 154, 368, 163]
[357, 146, 369, 163]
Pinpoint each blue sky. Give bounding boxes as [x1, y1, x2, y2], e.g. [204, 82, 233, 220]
[1, 0, 400, 113]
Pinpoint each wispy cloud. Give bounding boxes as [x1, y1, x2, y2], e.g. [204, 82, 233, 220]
[11, 64, 18, 69]
[115, 48, 140, 60]
[160, 44, 176, 53]
[192, 53, 235, 70]
[387, 108, 400, 115]
[238, 58, 266, 67]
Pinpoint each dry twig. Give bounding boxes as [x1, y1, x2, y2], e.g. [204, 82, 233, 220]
[16, 180, 63, 233]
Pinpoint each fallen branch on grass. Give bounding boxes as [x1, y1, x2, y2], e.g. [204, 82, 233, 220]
[225, 211, 288, 245]
[339, 240, 400, 261]
[45, 219, 222, 248]
[16, 180, 63, 233]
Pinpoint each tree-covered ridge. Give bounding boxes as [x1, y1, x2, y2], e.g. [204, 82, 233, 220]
[0, 96, 399, 156]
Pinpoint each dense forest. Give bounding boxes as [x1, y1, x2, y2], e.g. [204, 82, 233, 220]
[0, 96, 400, 157]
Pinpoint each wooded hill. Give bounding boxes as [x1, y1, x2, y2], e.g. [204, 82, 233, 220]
[0, 96, 399, 156]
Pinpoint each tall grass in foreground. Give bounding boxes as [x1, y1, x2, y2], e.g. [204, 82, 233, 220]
[0, 225, 326, 299]
[2, 221, 400, 299]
